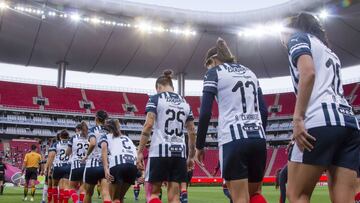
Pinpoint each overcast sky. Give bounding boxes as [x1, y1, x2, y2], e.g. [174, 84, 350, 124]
[0, 63, 359, 96]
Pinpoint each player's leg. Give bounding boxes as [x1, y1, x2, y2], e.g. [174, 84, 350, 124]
[52, 179, 60, 203]
[355, 177, 360, 203]
[134, 182, 140, 201]
[248, 139, 267, 203]
[83, 183, 95, 203]
[41, 178, 48, 203]
[97, 181, 101, 199]
[180, 182, 187, 203]
[220, 140, 252, 203]
[23, 170, 30, 200]
[222, 183, 232, 203]
[286, 161, 325, 203]
[149, 182, 162, 203]
[47, 177, 54, 203]
[68, 167, 84, 203]
[68, 180, 79, 203]
[327, 166, 357, 203]
[79, 183, 86, 203]
[227, 179, 249, 203]
[0, 180, 4, 195]
[30, 169, 38, 202]
[100, 178, 111, 203]
[167, 182, 180, 203]
[327, 128, 360, 203]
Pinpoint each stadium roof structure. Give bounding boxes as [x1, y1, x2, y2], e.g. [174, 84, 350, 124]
[0, 0, 359, 80]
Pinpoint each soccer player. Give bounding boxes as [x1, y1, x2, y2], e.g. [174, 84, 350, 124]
[44, 138, 57, 203]
[46, 130, 71, 203]
[275, 165, 288, 203]
[196, 38, 268, 203]
[99, 119, 138, 203]
[82, 110, 111, 203]
[22, 144, 42, 202]
[0, 156, 6, 195]
[133, 170, 144, 201]
[281, 13, 360, 203]
[66, 121, 89, 203]
[213, 161, 232, 203]
[137, 70, 197, 203]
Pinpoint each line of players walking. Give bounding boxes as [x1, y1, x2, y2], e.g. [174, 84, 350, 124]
[29, 12, 360, 203]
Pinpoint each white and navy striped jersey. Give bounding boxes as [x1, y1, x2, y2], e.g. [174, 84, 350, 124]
[85, 125, 107, 168]
[49, 140, 70, 167]
[68, 134, 89, 169]
[145, 92, 194, 158]
[287, 32, 359, 130]
[203, 63, 265, 146]
[99, 134, 137, 168]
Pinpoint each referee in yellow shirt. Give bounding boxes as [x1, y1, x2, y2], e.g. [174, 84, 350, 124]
[22, 145, 42, 202]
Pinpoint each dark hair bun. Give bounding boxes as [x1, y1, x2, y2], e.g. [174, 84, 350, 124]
[163, 69, 173, 78]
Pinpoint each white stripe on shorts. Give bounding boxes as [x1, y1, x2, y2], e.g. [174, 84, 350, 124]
[290, 142, 304, 163]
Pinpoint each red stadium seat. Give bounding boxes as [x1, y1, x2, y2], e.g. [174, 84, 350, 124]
[85, 89, 126, 114]
[126, 93, 149, 115]
[277, 92, 296, 116]
[42, 85, 83, 112]
[0, 81, 38, 108]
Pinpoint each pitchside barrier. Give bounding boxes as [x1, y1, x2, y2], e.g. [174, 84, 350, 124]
[190, 176, 328, 186]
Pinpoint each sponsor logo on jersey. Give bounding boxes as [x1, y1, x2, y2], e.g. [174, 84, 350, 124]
[338, 105, 354, 116]
[242, 123, 260, 132]
[166, 96, 182, 105]
[236, 114, 259, 121]
[224, 65, 246, 75]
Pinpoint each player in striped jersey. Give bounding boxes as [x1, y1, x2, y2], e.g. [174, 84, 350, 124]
[65, 121, 89, 203]
[82, 110, 111, 203]
[196, 38, 268, 203]
[137, 70, 197, 203]
[46, 130, 71, 203]
[281, 13, 360, 203]
[99, 119, 138, 203]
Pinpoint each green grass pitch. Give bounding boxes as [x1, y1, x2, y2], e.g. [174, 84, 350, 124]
[0, 185, 330, 203]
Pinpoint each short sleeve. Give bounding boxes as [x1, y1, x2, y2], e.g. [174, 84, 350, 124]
[203, 68, 218, 95]
[187, 108, 195, 122]
[145, 95, 159, 114]
[287, 32, 312, 66]
[48, 143, 57, 152]
[98, 134, 108, 148]
[68, 136, 74, 147]
[88, 128, 96, 142]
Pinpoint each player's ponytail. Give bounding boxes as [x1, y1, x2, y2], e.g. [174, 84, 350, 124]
[105, 119, 121, 137]
[155, 69, 174, 89]
[204, 38, 236, 67]
[80, 121, 88, 138]
[288, 12, 329, 46]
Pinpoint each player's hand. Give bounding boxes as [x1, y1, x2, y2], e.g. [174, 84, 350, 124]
[137, 177, 145, 184]
[136, 152, 145, 170]
[40, 170, 44, 176]
[186, 158, 194, 171]
[81, 155, 88, 164]
[104, 168, 114, 182]
[292, 118, 316, 152]
[195, 148, 205, 167]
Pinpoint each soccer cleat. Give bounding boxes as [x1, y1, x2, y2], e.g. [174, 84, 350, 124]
[30, 197, 34, 202]
[23, 197, 28, 201]
[41, 201, 46, 203]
